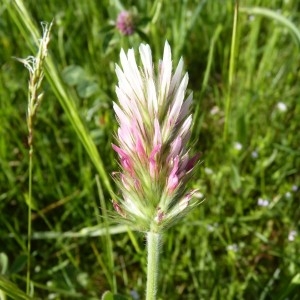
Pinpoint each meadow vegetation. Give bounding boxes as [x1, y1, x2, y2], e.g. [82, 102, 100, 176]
[0, 0, 299, 299]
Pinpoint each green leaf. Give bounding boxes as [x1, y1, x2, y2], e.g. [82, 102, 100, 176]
[0, 275, 32, 300]
[239, 6, 300, 48]
[102, 291, 114, 300]
[0, 253, 9, 274]
[276, 273, 300, 300]
[8, 254, 27, 274]
[135, 28, 150, 43]
[102, 31, 115, 53]
[262, 150, 278, 169]
[237, 115, 247, 145]
[99, 24, 115, 34]
[76, 81, 99, 98]
[62, 65, 86, 86]
[101, 290, 130, 300]
[76, 272, 88, 288]
[24, 193, 38, 211]
[230, 164, 241, 191]
[291, 273, 300, 284]
[137, 17, 151, 26]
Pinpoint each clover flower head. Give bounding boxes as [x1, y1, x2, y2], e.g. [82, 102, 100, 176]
[116, 11, 135, 36]
[112, 41, 200, 232]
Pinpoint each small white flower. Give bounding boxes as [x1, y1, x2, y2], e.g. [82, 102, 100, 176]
[257, 198, 269, 207]
[210, 106, 220, 115]
[207, 223, 218, 232]
[251, 150, 258, 159]
[234, 142, 242, 151]
[248, 15, 255, 22]
[292, 185, 298, 192]
[130, 290, 140, 300]
[46, 281, 54, 287]
[34, 265, 41, 273]
[277, 102, 287, 112]
[207, 224, 214, 232]
[204, 167, 213, 175]
[285, 192, 292, 199]
[288, 230, 297, 242]
[227, 244, 238, 252]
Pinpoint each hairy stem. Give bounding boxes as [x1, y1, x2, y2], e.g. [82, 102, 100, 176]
[146, 231, 161, 300]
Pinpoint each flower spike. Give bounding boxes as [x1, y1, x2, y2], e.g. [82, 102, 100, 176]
[112, 41, 200, 232]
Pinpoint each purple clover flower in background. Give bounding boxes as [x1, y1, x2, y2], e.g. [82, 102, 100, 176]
[116, 11, 135, 36]
[112, 41, 200, 232]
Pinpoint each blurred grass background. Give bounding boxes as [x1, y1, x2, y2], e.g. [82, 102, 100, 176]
[0, 0, 300, 299]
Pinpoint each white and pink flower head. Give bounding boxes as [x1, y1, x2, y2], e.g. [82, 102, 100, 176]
[112, 41, 200, 232]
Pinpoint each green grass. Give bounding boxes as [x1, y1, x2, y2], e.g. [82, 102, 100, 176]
[1, 0, 300, 299]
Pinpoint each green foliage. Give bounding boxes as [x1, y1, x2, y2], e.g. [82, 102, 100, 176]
[101, 290, 130, 300]
[0, 275, 32, 300]
[0, 0, 299, 299]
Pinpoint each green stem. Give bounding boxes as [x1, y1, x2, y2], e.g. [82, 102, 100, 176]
[146, 231, 161, 300]
[26, 145, 33, 295]
[223, 0, 239, 142]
